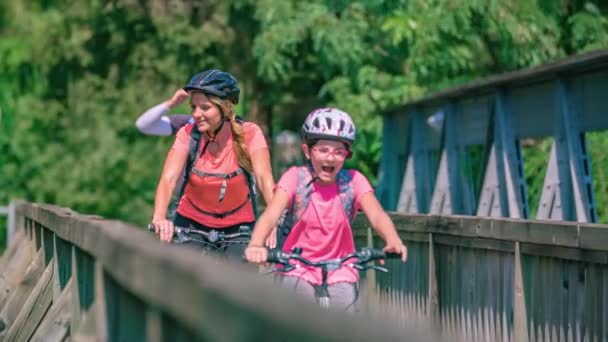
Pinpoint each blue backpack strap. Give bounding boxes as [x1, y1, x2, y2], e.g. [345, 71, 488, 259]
[242, 167, 258, 218]
[337, 169, 356, 222]
[233, 116, 259, 218]
[169, 124, 202, 221]
[277, 166, 314, 247]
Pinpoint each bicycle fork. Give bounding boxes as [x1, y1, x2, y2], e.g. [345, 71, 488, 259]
[315, 268, 331, 309]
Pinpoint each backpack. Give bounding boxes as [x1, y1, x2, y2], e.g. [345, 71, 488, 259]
[276, 164, 356, 248]
[168, 117, 257, 221]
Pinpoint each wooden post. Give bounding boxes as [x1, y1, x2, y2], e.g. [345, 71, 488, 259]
[7, 201, 16, 244]
[70, 247, 82, 333]
[94, 261, 107, 341]
[364, 227, 378, 313]
[427, 233, 439, 324]
[52, 235, 62, 301]
[513, 241, 529, 342]
[146, 308, 162, 342]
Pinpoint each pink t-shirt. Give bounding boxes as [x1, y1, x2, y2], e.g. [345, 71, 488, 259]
[172, 121, 267, 227]
[276, 167, 374, 285]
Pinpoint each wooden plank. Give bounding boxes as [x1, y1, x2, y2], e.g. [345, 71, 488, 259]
[71, 246, 82, 333]
[578, 226, 608, 251]
[0, 231, 35, 309]
[52, 234, 62, 301]
[0, 229, 26, 272]
[513, 242, 529, 342]
[145, 307, 162, 342]
[427, 234, 439, 323]
[29, 278, 73, 341]
[0, 249, 45, 333]
[433, 234, 515, 254]
[355, 212, 608, 254]
[3, 258, 53, 342]
[93, 261, 106, 341]
[520, 243, 608, 264]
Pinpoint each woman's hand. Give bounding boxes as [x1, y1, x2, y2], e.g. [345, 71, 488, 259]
[153, 219, 175, 242]
[166, 89, 189, 109]
[383, 239, 408, 262]
[244, 245, 268, 264]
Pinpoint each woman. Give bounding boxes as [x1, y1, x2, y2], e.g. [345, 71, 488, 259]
[152, 69, 275, 254]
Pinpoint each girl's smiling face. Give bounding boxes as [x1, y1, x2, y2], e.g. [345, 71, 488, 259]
[303, 139, 350, 185]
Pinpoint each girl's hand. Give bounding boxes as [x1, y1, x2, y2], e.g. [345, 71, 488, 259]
[244, 245, 268, 264]
[383, 240, 408, 262]
[153, 219, 175, 243]
[265, 227, 278, 249]
[166, 89, 189, 109]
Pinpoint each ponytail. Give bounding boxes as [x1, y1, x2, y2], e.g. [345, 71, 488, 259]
[208, 97, 253, 173]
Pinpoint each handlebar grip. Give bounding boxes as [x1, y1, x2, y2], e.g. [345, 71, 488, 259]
[266, 249, 283, 263]
[384, 252, 402, 260]
[148, 223, 155, 232]
[364, 247, 401, 260]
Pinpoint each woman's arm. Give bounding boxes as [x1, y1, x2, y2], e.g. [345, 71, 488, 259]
[136, 89, 190, 136]
[244, 189, 290, 264]
[152, 147, 188, 242]
[250, 147, 276, 246]
[135, 103, 173, 136]
[359, 192, 407, 261]
[250, 147, 274, 205]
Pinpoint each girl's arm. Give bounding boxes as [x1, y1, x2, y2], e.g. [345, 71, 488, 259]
[244, 189, 290, 264]
[358, 192, 407, 262]
[152, 147, 188, 242]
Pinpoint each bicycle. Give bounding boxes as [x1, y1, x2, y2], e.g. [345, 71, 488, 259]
[147, 223, 251, 259]
[265, 246, 400, 310]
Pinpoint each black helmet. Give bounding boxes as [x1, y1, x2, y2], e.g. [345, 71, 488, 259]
[183, 69, 240, 104]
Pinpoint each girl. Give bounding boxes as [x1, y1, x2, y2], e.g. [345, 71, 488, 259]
[244, 107, 406, 310]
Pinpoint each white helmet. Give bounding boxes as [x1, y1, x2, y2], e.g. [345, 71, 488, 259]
[301, 107, 356, 144]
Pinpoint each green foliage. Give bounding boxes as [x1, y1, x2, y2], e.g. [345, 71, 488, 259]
[522, 138, 554, 219]
[1, 0, 608, 225]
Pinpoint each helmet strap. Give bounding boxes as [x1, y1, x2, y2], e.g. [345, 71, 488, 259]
[305, 161, 320, 186]
[205, 118, 225, 142]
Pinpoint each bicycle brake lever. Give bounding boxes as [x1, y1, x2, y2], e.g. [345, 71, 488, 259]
[371, 265, 389, 273]
[263, 268, 280, 275]
[352, 264, 365, 271]
[276, 265, 295, 273]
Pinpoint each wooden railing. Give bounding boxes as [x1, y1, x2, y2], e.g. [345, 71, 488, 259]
[354, 212, 608, 342]
[0, 201, 436, 341]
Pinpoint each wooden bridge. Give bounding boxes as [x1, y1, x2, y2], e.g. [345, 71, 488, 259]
[0, 201, 606, 341]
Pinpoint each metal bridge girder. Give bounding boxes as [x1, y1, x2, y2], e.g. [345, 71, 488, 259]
[537, 79, 597, 222]
[429, 103, 470, 215]
[397, 110, 433, 214]
[477, 92, 529, 219]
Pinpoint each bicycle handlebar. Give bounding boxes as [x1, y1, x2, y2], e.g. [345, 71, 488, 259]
[147, 223, 251, 242]
[267, 246, 401, 272]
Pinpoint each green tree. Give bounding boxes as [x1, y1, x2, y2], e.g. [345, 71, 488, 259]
[1, 0, 608, 227]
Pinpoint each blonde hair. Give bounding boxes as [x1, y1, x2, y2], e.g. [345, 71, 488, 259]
[208, 96, 253, 173]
